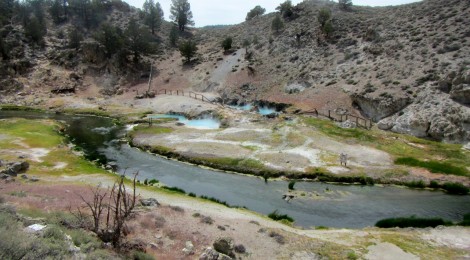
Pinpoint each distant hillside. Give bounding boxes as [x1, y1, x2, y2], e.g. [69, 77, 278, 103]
[195, 0, 470, 143]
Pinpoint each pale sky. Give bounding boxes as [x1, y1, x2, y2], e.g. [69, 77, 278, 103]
[124, 0, 422, 27]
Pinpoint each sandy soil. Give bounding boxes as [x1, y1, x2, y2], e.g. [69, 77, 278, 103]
[365, 242, 419, 260]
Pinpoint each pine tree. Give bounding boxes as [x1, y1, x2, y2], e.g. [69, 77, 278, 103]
[170, 0, 194, 32]
[179, 40, 197, 63]
[125, 19, 152, 62]
[143, 0, 164, 34]
[68, 27, 83, 49]
[169, 25, 179, 47]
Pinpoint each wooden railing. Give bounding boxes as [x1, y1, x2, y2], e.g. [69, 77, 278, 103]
[155, 89, 222, 107]
[300, 109, 372, 129]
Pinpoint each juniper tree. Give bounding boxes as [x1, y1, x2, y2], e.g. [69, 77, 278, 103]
[276, 0, 293, 19]
[271, 14, 284, 34]
[170, 0, 194, 31]
[221, 37, 232, 51]
[246, 5, 265, 21]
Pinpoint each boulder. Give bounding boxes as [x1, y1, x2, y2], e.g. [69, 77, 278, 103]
[105, 162, 118, 172]
[182, 241, 194, 255]
[264, 113, 278, 119]
[213, 237, 234, 257]
[339, 120, 357, 129]
[199, 247, 232, 260]
[284, 82, 306, 94]
[140, 198, 160, 207]
[3, 161, 29, 176]
[199, 247, 220, 260]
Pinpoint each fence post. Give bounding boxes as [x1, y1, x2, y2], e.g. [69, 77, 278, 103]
[328, 110, 331, 118]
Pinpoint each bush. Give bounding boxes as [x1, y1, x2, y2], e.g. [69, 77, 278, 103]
[201, 215, 214, 225]
[154, 216, 166, 228]
[441, 182, 469, 195]
[375, 216, 450, 228]
[148, 179, 159, 185]
[234, 244, 246, 253]
[288, 181, 296, 190]
[405, 180, 426, 189]
[67, 229, 100, 248]
[268, 210, 294, 223]
[221, 37, 232, 51]
[162, 186, 186, 194]
[43, 225, 65, 240]
[429, 180, 440, 189]
[459, 213, 470, 226]
[269, 231, 285, 244]
[188, 192, 196, 197]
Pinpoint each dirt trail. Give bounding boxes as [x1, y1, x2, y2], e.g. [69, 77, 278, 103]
[209, 49, 244, 84]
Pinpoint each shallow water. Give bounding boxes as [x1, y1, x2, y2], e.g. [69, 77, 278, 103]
[150, 114, 220, 129]
[258, 107, 277, 115]
[1, 110, 469, 228]
[229, 104, 277, 115]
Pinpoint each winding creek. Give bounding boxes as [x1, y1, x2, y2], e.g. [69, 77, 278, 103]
[1, 110, 469, 228]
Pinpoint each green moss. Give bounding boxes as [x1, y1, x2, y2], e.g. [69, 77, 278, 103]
[395, 157, 468, 176]
[304, 117, 376, 142]
[0, 118, 107, 176]
[62, 108, 112, 117]
[130, 124, 173, 136]
[0, 119, 62, 148]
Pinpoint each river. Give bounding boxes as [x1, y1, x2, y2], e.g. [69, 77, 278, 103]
[1, 110, 469, 228]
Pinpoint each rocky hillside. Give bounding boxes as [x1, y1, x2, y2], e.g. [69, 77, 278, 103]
[196, 0, 470, 143]
[1, 0, 469, 143]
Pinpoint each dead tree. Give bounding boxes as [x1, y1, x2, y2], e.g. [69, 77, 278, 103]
[78, 172, 138, 249]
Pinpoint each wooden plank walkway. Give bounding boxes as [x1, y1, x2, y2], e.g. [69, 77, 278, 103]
[300, 108, 372, 129]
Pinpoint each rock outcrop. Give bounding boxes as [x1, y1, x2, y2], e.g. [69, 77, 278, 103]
[439, 70, 470, 105]
[213, 237, 234, 257]
[351, 93, 411, 122]
[378, 90, 470, 142]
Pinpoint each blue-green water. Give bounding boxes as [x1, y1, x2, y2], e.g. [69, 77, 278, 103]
[150, 114, 220, 129]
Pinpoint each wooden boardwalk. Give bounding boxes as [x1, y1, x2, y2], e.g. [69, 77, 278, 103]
[155, 89, 224, 108]
[300, 108, 372, 129]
